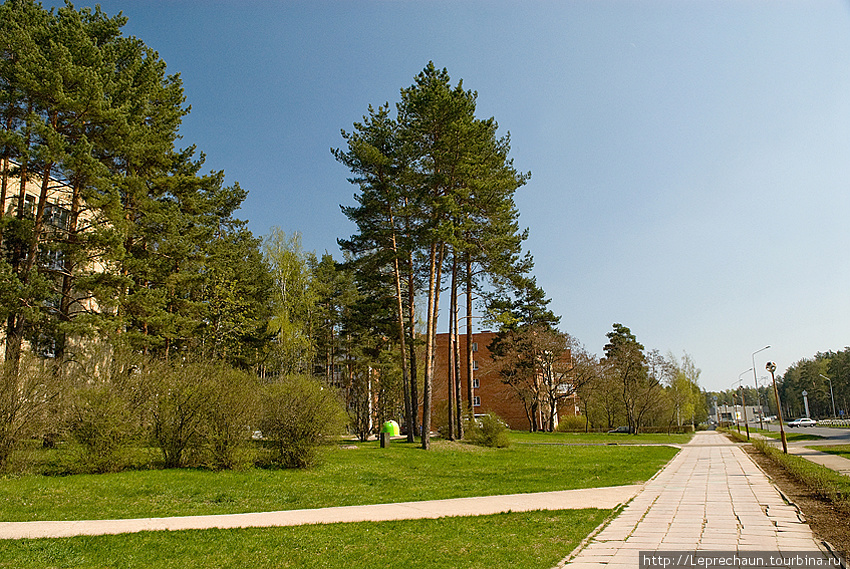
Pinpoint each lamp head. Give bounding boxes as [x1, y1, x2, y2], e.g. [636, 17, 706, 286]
[765, 361, 777, 373]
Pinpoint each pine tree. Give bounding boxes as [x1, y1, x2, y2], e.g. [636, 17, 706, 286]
[337, 63, 530, 447]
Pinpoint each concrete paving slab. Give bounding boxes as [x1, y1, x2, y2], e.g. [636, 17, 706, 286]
[556, 431, 834, 569]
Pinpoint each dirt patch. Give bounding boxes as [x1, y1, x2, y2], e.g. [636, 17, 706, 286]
[743, 444, 850, 555]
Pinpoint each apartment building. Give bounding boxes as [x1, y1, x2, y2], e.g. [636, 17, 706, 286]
[431, 330, 579, 431]
[0, 164, 95, 359]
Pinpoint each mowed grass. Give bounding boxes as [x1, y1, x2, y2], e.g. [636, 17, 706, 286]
[750, 428, 825, 442]
[0, 435, 679, 522]
[509, 430, 693, 445]
[0, 509, 611, 569]
[806, 444, 850, 460]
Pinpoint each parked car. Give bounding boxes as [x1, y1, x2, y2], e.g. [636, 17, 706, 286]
[787, 417, 817, 428]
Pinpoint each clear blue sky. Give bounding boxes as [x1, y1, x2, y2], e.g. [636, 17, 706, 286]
[52, 0, 850, 392]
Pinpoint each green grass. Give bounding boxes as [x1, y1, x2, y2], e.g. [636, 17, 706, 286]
[805, 444, 850, 460]
[0, 437, 677, 522]
[509, 430, 693, 445]
[750, 428, 824, 442]
[0, 509, 611, 569]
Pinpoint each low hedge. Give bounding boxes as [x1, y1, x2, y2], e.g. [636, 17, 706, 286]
[751, 437, 850, 513]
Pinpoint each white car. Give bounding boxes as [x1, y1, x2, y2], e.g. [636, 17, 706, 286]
[787, 417, 817, 428]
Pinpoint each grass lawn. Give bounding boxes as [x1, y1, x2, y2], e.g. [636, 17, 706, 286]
[806, 444, 850, 460]
[750, 429, 825, 442]
[0, 509, 611, 569]
[509, 430, 693, 445]
[0, 435, 678, 522]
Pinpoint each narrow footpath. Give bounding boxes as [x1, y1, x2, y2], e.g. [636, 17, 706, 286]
[0, 484, 640, 540]
[558, 431, 839, 569]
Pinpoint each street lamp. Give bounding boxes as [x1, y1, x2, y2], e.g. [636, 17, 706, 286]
[766, 361, 788, 454]
[736, 369, 752, 440]
[802, 390, 810, 418]
[819, 374, 837, 418]
[752, 345, 770, 430]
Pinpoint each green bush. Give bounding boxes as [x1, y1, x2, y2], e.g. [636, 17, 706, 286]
[467, 413, 510, 448]
[62, 350, 149, 473]
[142, 360, 212, 469]
[0, 355, 61, 471]
[67, 383, 139, 473]
[557, 415, 588, 432]
[258, 375, 348, 468]
[197, 365, 260, 470]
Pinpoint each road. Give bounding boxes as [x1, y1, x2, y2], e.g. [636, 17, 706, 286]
[748, 422, 850, 445]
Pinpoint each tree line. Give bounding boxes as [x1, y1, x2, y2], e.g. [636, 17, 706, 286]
[1, 2, 714, 474]
[0, 0, 269, 369]
[712, 349, 850, 421]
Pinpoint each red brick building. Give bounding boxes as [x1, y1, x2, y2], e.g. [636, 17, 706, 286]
[431, 331, 579, 431]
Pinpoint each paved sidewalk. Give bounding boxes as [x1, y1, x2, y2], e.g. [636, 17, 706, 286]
[558, 431, 834, 569]
[0, 484, 641, 540]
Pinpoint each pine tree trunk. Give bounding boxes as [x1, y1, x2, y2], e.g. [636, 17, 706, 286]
[446, 256, 457, 441]
[57, 180, 84, 356]
[421, 242, 445, 450]
[453, 286, 463, 439]
[421, 243, 438, 450]
[465, 254, 475, 417]
[406, 253, 418, 443]
[387, 206, 413, 442]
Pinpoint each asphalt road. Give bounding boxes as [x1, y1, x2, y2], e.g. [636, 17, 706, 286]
[750, 421, 850, 444]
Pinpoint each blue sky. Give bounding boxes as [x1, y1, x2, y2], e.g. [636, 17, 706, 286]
[52, 0, 850, 392]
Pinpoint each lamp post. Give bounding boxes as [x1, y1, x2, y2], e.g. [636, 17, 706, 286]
[819, 374, 837, 418]
[736, 369, 752, 440]
[767, 362, 787, 453]
[802, 390, 810, 419]
[752, 345, 770, 430]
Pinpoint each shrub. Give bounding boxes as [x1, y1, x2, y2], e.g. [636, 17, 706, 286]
[0, 355, 62, 471]
[557, 415, 588, 432]
[62, 350, 148, 473]
[67, 383, 139, 473]
[467, 413, 510, 448]
[258, 375, 348, 468]
[719, 427, 749, 443]
[143, 360, 211, 469]
[197, 365, 260, 470]
[753, 438, 850, 512]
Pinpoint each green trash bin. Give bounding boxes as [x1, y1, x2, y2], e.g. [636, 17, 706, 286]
[380, 420, 400, 437]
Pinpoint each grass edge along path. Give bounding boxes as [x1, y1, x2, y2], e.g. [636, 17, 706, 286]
[806, 444, 850, 461]
[0, 509, 612, 569]
[0, 437, 680, 522]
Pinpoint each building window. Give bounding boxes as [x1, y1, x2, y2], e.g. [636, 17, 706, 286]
[472, 342, 478, 352]
[473, 396, 481, 407]
[41, 249, 64, 271]
[473, 360, 478, 370]
[24, 194, 36, 217]
[472, 378, 479, 389]
[45, 203, 71, 230]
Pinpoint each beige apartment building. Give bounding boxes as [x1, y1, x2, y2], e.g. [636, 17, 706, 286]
[0, 163, 102, 359]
